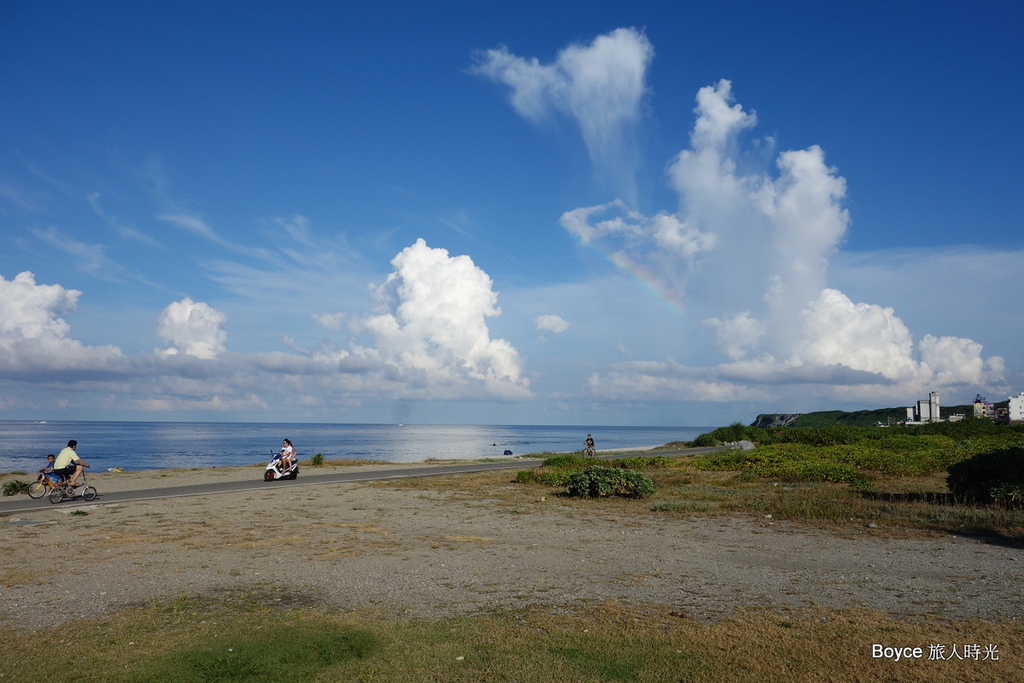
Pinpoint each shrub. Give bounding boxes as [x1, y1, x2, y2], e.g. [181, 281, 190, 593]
[565, 466, 655, 499]
[514, 470, 538, 484]
[2, 480, 30, 496]
[515, 469, 576, 486]
[690, 433, 719, 447]
[538, 470, 573, 486]
[947, 447, 1024, 505]
[990, 483, 1024, 509]
[613, 456, 671, 470]
[309, 453, 325, 467]
[542, 454, 591, 469]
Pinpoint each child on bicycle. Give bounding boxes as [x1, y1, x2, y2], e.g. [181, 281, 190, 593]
[41, 454, 60, 486]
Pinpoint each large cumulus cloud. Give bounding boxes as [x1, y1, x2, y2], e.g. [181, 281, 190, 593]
[0, 238, 531, 414]
[554, 74, 1004, 404]
[0, 271, 126, 378]
[354, 239, 530, 399]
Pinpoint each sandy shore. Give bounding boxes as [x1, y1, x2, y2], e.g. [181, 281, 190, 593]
[1, 464, 1021, 630]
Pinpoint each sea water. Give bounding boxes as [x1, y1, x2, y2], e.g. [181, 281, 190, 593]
[0, 421, 711, 473]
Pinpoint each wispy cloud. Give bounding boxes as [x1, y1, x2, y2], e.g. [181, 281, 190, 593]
[30, 227, 121, 279]
[87, 192, 164, 248]
[473, 27, 653, 204]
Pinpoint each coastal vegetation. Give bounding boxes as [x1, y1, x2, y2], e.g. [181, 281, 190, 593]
[1, 479, 29, 496]
[564, 465, 656, 498]
[751, 400, 1009, 428]
[506, 420, 1024, 537]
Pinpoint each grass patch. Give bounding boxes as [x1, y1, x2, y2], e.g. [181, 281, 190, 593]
[2, 479, 31, 496]
[139, 618, 376, 681]
[1, 597, 1021, 682]
[383, 441, 1024, 539]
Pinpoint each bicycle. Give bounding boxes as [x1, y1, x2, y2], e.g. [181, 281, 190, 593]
[48, 466, 98, 504]
[27, 470, 60, 499]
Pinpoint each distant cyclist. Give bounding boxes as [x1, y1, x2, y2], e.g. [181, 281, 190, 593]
[583, 434, 596, 457]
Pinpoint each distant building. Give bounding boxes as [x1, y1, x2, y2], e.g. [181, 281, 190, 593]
[973, 394, 995, 419]
[1010, 392, 1024, 423]
[906, 391, 941, 424]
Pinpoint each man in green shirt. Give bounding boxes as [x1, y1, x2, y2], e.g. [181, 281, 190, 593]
[53, 440, 88, 486]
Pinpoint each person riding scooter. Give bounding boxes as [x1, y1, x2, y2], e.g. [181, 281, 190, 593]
[264, 439, 299, 481]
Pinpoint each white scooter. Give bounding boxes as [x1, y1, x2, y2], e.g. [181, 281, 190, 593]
[264, 451, 299, 481]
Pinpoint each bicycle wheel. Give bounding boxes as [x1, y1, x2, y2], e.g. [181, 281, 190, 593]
[48, 487, 64, 504]
[28, 480, 47, 499]
[82, 486, 97, 501]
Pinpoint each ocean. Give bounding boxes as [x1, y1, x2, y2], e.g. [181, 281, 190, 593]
[0, 421, 711, 474]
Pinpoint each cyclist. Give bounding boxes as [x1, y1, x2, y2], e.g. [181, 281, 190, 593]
[53, 440, 89, 487]
[583, 434, 596, 457]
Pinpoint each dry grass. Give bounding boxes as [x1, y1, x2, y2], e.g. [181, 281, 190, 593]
[4, 454, 1024, 680]
[404, 458, 1024, 543]
[1, 595, 1020, 682]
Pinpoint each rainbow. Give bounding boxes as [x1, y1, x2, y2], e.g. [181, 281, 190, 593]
[587, 242, 687, 316]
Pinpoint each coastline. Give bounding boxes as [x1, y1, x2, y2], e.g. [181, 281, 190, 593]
[0, 420, 702, 473]
[0, 458, 517, 494]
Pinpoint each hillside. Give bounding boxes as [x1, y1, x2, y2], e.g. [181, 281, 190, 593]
[750, 403, 985, 428]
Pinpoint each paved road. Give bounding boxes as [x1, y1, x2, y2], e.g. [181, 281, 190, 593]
[0, 448, 720, 517]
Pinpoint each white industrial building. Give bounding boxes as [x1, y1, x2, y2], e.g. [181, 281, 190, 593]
[906, 391, 941, 424]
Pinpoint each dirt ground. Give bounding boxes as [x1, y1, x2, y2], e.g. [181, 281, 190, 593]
[1, 466, 1021, 630]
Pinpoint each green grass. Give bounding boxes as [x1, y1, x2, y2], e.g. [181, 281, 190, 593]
[505, 424, 1024, 539]
[3, 596, 1022, 682]
[2, 479, 31, 496]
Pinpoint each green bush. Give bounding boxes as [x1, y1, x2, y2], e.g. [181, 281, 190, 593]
[990, 483, 1024, 508]
[690, 433, 719, 447]
[538, 470, 573, 486]
[947, 447, 1024, 505]
[515, 470, 538, 484]
[309, 452, 325, 467]
[515, 469, 575, 486]
[565, 466, 655, 499]
[612, 456, 671, 470]
[2, 480, 30, 496]
[542, 454, 591, 469]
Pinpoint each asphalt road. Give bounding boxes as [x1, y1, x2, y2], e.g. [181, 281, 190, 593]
[0, 448, 721, 517]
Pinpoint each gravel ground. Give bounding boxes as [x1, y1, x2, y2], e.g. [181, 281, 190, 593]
[1, 466, 1021, 630]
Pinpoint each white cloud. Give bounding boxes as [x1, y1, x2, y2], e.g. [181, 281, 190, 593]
[312, 312, 347, 330]
[355, 239, 531, 399]
[918, 334, 991, 386]
[703, 311, 764, 361]
[560, 199, 715, 259]
[790, 288, 918, 382]
[473, 27, 654, 202]
[157, 298, 228, 360]
[563, 73, 1005, 406]
[0, 237, 534, 415]
[0, 271, 125, 376]
[586, 360, 765, 402]
[534, 314, 570, 334]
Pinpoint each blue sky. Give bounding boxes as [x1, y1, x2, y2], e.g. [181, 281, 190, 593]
[1, 1, 1021, 426]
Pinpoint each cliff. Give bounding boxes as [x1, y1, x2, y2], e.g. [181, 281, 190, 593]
[750, 413, 803, 429]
